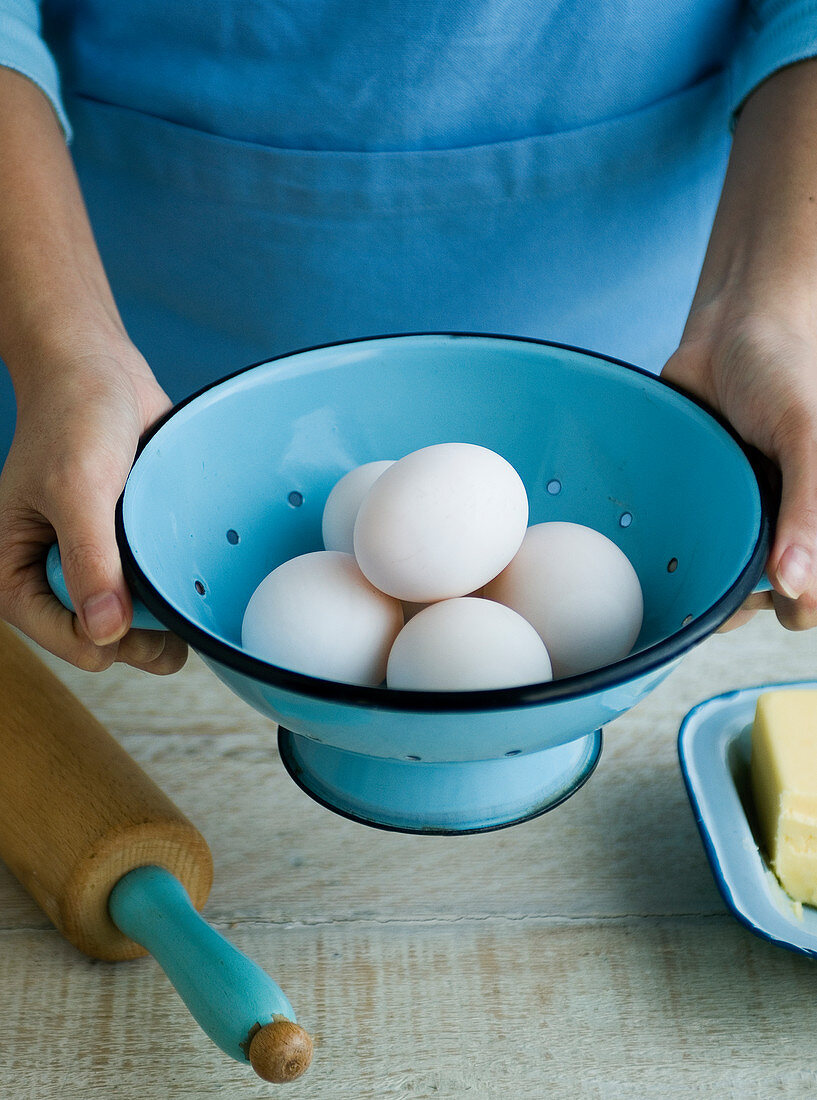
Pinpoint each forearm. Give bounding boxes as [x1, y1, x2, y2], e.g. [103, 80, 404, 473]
[664, 58, 817, 628]
[0, 67, 127, 397]
[689, 59, 817, 324]
[0, 71, 182, 668]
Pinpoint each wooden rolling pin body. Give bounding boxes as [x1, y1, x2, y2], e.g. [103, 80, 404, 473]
[0, 621, 213, 960]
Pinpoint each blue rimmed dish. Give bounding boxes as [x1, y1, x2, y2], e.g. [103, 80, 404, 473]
[679, 681, 817, 957]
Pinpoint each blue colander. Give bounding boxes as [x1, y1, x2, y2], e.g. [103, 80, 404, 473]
[49, 334, 773, 833]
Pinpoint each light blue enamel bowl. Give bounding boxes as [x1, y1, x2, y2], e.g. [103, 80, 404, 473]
[49, 334, 773, 833]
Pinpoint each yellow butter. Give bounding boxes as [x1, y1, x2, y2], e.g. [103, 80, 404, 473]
[750, 690, 817, 907]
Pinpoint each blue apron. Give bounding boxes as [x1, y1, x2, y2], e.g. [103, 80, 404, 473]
[0, 1, 739, 459]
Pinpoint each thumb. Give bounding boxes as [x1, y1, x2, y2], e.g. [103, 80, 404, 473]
[55, 488, 133, 646]
[766, 440, 817, 627]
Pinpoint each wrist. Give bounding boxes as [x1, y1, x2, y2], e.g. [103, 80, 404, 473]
[685, 276, 817, 348]
[691, 219, 817, 330]
[8, 322, 159, 415]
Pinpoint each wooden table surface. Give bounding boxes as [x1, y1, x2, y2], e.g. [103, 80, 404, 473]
[1, 613, 816, 1099]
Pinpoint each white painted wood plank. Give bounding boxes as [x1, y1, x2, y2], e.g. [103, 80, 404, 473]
[2, 917, 817, 1099]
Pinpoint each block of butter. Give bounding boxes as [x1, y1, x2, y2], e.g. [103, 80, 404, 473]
[750, 690, 817, 907]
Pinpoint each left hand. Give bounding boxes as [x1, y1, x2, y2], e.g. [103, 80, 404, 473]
[662, 308, 817, 632]
[662, 59, 817, 632]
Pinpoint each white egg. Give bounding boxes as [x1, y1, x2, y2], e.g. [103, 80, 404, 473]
[484, 522, 643, 679]
[386, 597, 552, 691]
[354, 443, 528, 602]
[241, 550, 403, 686]
[322, 460, 395, 553]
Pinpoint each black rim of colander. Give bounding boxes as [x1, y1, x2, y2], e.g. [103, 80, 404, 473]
[114, 332, 775, 714]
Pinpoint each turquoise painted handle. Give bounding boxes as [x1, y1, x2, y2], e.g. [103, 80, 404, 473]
[46, 543, 166, 632]
[108, 866, 295, 1063]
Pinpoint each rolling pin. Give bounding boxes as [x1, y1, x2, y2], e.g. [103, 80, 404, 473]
[0, 620, 312, 1083]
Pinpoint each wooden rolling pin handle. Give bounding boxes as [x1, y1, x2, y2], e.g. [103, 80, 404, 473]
[110, 866, 313, 1082]
[0, 620, 213, 960]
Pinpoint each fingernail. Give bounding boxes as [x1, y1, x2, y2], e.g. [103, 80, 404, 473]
[776, 545, 812, 600]
[82, 592, 126, 645]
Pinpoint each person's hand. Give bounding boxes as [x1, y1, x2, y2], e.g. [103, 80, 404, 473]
[0, 69, 187, 672]
[0, 334, 188, 672]
[663, 307, 817, 632]
[662, 59, 817, 633]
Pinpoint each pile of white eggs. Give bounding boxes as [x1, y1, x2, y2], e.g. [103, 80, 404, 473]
[241, 443, 644, 691]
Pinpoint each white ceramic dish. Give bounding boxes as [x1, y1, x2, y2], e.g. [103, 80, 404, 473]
[678, 681, 817, 957]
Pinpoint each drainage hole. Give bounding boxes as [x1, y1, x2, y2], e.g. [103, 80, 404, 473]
[505, 749, 522, 757]
[406, 754, 422, 762]
[619, 512, 633, 528]
[682, 614, 693, 626]
[288, 490, 304, 508]
[194, 580, 206, 596]
[546, 479, 562, 496]
[226, 529, 240, 545]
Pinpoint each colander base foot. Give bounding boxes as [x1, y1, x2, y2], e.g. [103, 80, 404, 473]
[277, 729, 602, 834]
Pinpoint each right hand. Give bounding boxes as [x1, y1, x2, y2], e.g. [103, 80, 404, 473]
[0, 334, 188, 673]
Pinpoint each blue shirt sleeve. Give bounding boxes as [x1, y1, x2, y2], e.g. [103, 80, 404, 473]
[731, 0, 817, 118]
[0, 0, 71, 139]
